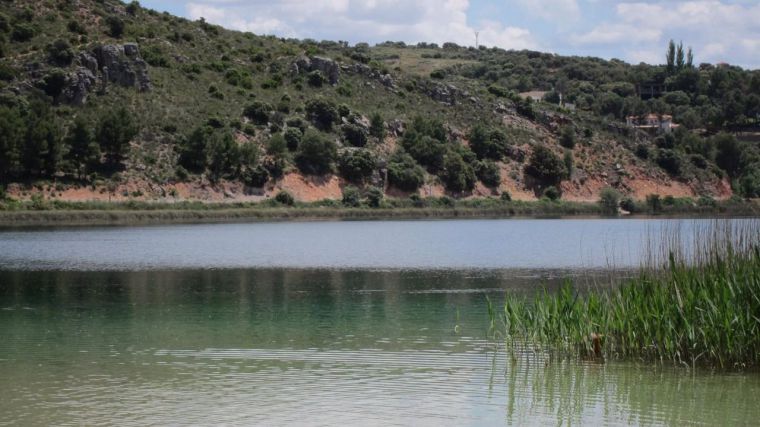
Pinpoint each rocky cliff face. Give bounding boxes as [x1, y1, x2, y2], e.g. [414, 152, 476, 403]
[58, 43, 151, 105]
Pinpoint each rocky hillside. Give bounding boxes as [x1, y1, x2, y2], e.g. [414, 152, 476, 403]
[0, 0, 754, 205]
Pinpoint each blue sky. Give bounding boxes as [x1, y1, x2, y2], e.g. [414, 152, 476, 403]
[137, 1, 760, 69]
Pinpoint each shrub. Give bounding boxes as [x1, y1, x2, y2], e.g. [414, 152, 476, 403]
[474, 160, 500, 187]
[105, 16, 125, 38]
[266, 134, 287, 156]
[402, 116, 448, 170]
[646, 194, 662, 214]
[525, 145, 567, 185]
[388, 151, 425, 192]
[243, 101, 272, 125]
[342, 123, 368, 147]
[284, 127, 302, 151]
[369, 113, 385, 139]
[468, 125, 508, 160]
[599, 187, 621, 215]
[635, 144, 650, 159]
[500, 192, 512, 202]
[11, 23, 36, 42]
[47, 39, 74, 66]
[656, 149, 681, 176]
[488, 84, 509, 98]
[559, 125, 576, 149]
[440, 150, 476, 193]
[275, 190, 294, 205]
[305, 98, 339, 131]
[542, 186, 560, 201]
[338, 149, 376, 183]
[242, 164, 270, 187]
[430, 69, 445, 79]
[307, 70, 325, 87]
[620, 197, 636, 213]
[295, 129, 337, 175]
[178, 126, 210, 172]
[341, 185, 361, 207]
[365, 187, 383, 208]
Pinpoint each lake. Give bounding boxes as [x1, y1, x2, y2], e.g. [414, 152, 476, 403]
[1, 219, 758, 425]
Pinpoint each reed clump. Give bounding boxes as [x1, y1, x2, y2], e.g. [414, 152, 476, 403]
[489, 220, 760, 369]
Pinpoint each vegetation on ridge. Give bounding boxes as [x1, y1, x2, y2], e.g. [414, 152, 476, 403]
[0, 0, 758, 206]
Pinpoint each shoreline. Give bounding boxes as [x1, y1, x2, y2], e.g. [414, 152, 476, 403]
[0, 199, 758, 227]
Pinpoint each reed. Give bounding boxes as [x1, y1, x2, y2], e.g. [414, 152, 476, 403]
[489, 219, 760, 369]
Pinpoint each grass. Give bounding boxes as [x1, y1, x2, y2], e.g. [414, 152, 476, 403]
[0, 196, 756, 227]
[488, 219, 760, 369]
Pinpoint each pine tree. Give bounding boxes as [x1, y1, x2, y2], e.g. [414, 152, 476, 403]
[65, 118, 100, 180]
[96, 107, 138, 167]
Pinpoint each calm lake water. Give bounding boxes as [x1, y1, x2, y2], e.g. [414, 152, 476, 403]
[1, 219, 758, 425]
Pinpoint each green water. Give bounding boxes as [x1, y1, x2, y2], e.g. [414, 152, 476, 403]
[1, 268, 759, 426]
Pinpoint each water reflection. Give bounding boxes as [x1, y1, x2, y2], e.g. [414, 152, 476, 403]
[1, 269, 758, 425]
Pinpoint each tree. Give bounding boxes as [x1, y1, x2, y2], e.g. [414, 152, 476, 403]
[96, 107, 138, 167]
[341, 185, 361, 207]
[686, 47, 694, 68]
[295, 129, 337, 175]
[525, 145, 567, 185]
[105, 16, 125, 38]
[714, 133, 742, 177]
[0, 106, 24, 183]
[338, 149, 376, 183]
[266, 133, 287, 156]
[243, 101, 272, 125]
[284, 127, 302, 151]
[474, 160, 500, 187]
[676, 41, 685, 70]
[341, 123, 368, 147]
[365, 186, 383, 207]
[440, 150, 475, 193]
[65, 118, 100, 179]
[599, 187, 621, 215]
[468, 125, 508, 160]
[369, 112, 385, 139]
[402, 116, 448, 170]
[305, 98, 339, 131]
[387, 150, 425, 192]
[205, 131, 238, 180]
[178, 126, 211, 172]
[666, 40, 676, 74]
[23, 100, 63, 177]
[559, 125, 576, 149]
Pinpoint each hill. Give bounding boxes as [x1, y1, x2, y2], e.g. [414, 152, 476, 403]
[0, 0, 758, 208]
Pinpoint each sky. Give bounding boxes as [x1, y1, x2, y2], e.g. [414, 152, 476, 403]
[137, 0, 760, 69]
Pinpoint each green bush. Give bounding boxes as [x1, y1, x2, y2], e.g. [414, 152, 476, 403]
[474, 160, 500, 187]
[266, 134, 287, 156]
[388, 151, 425, 192]
[440, 150, 475, 193]
[341, 185, 361, 207]
[599, 187, 621, 215]
[284, 127, 302, 151]
[47, 39, 74, 66]
[500, 192, 512, 202]
[525, 145, 567, 185]
[105, 16, 125, 38]
[542, 186, 560, 201]
[369, 112, 385, 139]
[338, 149, 375, 183]
[96, 107, 138, 166]
[620, 197, 636, 213]
[468, 125, 508, 160]
[295, 129, 337, 175]
[243, 101, 272, 125]
[559, 125, 576, 149]
[401, 116, 448, 170]
[646, 194, 662, 214]
[341, 123, 368, 147]
[656, 149, 681, 176]
[307, 70, 326, 87]
[305, 98, 339, 131]
[365, 187, 383, 208]
[275, 190, 294, 205]
[11, 23, 36, 42]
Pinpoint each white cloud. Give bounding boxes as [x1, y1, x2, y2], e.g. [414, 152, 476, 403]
[571, 1, 760, 68]
[516, 0, 581, 23]
[185, 0, 539, 51]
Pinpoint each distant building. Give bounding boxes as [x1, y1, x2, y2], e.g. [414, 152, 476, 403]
[626, 114, 679, 134]
[518, 91, 547, 102]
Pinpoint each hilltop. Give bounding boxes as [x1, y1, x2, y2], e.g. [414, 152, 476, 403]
[0, 0, 758, 209]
